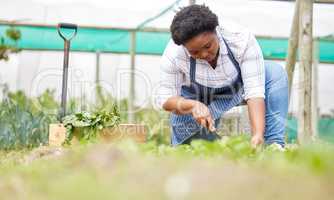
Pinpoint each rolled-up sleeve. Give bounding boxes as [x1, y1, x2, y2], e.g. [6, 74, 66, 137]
[154, 54, 183, 109]
[240, 33, 265, 100]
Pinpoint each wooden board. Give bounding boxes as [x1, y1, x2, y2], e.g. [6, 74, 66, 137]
[100, 124, 147, 143]
[48, 124, 147, 146]
[48, 123, 66, 146]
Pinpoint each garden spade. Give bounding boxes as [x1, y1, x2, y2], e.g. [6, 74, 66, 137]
[49, 23, 77, 146]
[57, 23, 77, 120]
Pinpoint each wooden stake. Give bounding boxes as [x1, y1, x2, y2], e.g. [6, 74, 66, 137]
[286, 0, 301, 96]
[297, 0, 313, 144]
[312, 39, 319, 140]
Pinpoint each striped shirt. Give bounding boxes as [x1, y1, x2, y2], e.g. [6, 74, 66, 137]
[154, 22, 265, 109]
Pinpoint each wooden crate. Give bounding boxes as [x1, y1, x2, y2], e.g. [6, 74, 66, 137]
[49, 124, 147, 146]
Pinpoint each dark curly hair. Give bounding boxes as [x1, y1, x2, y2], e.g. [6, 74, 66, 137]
[170, 5, 219, 45]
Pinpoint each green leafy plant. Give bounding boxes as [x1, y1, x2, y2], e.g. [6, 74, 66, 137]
[0, 26, 21, 61]
[0, 89, 58, 150]
[5, 27, 21, 41]
[62, 107, 121, 143]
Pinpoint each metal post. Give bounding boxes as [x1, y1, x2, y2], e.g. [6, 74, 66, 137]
[95, 50, 103, 104]
[96, 51, 100, 85]
[128, 31, 136, 123]
[297, 0, 313, 144]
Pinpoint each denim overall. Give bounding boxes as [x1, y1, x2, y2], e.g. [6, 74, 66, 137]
[170, 38, 289, 147]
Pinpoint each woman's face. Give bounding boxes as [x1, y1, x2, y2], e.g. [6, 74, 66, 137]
[184, 31, 219, 63]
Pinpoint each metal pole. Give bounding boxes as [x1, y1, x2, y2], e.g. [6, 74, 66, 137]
[95, 50, 103, 104]
[128, 31, 136, 123]
[297, 0, 313, 144]
[96, 51, 100, 85]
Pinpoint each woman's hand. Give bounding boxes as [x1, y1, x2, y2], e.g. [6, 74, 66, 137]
[191, 101, 216, 132]
[251, 134, 264, 148]
[162, 97, 216, 132]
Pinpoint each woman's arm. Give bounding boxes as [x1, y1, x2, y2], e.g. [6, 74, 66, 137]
[162, 96, 194, 114]
[239, 32, 266, 147]
[247, 97, 265, 147]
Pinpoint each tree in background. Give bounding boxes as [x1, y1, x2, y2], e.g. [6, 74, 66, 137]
[0, 26, 21, 61]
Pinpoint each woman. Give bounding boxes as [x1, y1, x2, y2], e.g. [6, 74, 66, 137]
[156, 5, 288, 147]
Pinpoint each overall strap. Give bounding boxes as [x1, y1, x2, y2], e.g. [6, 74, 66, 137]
[222, 38, 243, 83]
[190, 57, 196, 82]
